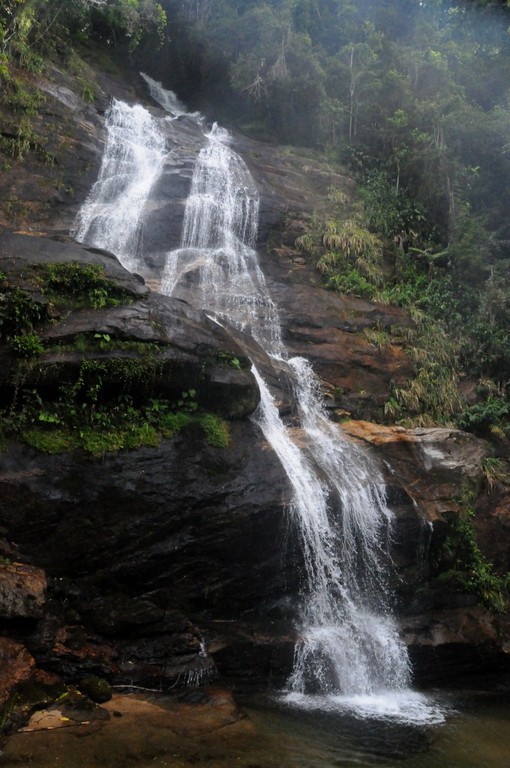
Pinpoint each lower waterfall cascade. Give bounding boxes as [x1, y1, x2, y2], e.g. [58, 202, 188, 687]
[73, 75, 445, 724]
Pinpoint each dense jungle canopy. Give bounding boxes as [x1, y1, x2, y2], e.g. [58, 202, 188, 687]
[1, 0, 510, 439]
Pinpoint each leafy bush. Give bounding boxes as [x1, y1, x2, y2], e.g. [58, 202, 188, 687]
[325, 269, 375, 299]
[481, 457, 509, 494]
[8, 332, 44, 358]
[385, 320, 463, 426]
[317, 217, 383, 284]
[457, 397, 510, 438]
[0, 287, 47, 339]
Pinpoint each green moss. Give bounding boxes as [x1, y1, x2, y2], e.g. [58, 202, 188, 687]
[22, 428, 76, 453]
[122, 423, 160, 450]
[79, 428, 127, 456]
[21, 423, 162, 456]
[40, 262, 133, 309]
[159, 411, 194, 437]
[18, 409, 231, 456]
[78, 676, 111, 704]
[199, 414, 230, 448]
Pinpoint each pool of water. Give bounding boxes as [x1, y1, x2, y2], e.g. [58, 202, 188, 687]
[1, 686, 509, 767]
[243, 688, 510, 768]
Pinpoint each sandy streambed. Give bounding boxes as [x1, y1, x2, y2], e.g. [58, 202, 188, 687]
[0, 688, 285, 768]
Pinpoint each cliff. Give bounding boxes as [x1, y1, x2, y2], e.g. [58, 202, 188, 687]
[0, 47, 509, 727]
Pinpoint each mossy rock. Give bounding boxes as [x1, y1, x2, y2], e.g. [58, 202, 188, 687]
[78, 675, 112, 704]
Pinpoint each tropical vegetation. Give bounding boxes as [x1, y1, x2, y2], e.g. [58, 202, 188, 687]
[1, 1, 510, 431]
[148, 0, 510, 436]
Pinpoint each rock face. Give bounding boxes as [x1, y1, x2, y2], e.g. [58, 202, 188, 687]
[0, 231, 260, 419]
[0, 564, 46, 620]
[0, 422, 295, 688]
[340, 421, 510, 679]
[0, 47, 509, 717]
[342, 421, 488, 521]
[0, 639, 36, 708]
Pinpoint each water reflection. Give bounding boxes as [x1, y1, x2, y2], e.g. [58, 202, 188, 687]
[244, 690, 510, 768]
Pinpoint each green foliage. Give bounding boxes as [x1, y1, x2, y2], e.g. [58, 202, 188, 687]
[157, 410, 193, 438]
[0, 342, 232, 456]
[0, 285, 47, 340]
[22, 428, 75, 454]
[383, 307, 464, 426]
[13, 389, 233, 456]
[457, 397, 510, 439]
[41, 262, 132, 309]
[358, 171, 427, 242]
[79, 423, 160, 456]
[199, 413, 230, 448]
[89, 0, 167, 51]
[8, 332, 44, 358]
[325, 269, 375, 299]
[434, 490, 510, 613]
[0, 1, 167, 63]
[297, 209, 383, 297]
[176, 389, 198, 413]
[481, 457, 509, 494]
[363, 327, 391, 348]
[317, 218, 383, 282]
[217, 351, 244, 370]
[462, 273, 510, 381]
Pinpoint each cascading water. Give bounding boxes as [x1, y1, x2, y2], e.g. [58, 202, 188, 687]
[73, 77, 444, 724]
[140, 72, 198, 119]
[71, 99, 166, 273]
[161, 123, 283, 355]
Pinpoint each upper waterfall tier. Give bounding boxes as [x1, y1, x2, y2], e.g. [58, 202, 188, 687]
[162, 123, 283, 356]
[71, 100, 166, 274]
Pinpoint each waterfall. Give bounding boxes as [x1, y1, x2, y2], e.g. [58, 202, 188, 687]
[73, 77, 443, 724]
[161, 123, 283, 355]
[71, 99, 166, 274]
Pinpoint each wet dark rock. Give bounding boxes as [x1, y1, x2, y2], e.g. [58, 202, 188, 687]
[0, 231, 148, 299]
[0, 637, 36, 708]
[0, 421, 297, 686]
[0, 563, 47, 619]
[341, 421, 492, 606]
[84, 595, 165, 636]
[403, 607, 510, 685]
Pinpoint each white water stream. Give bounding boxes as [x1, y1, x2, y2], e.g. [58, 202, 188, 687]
[73, 78, 444, 724]
[71, 100, 166, 272]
